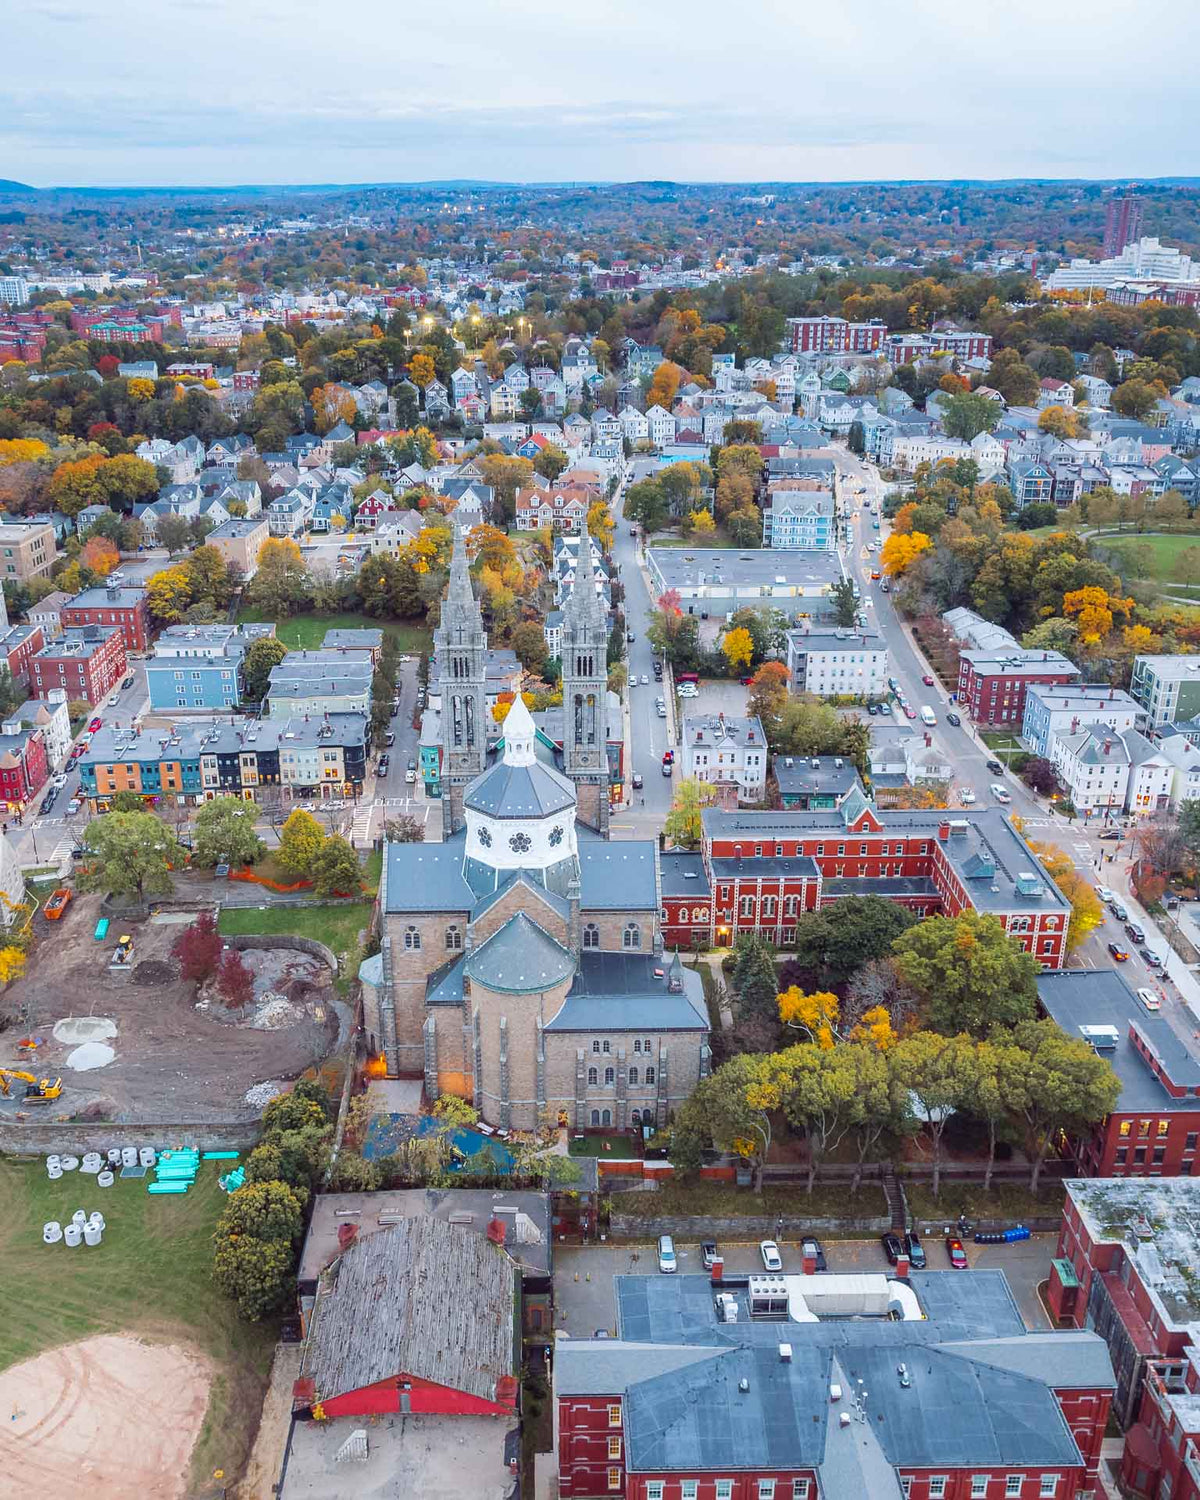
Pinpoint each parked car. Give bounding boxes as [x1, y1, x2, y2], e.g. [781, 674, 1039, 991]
[881, 1232, 904, 1265]
[985, 759, 1005, 776]
[405, 762, 416, 784]
[701, 1241, 719, 1271]
[631, 772, 644, 790]
[66, 797, 81, 816]
[1096, 885, 1115, 904]
[1125, 922, 1146, 945]
[626, 631, 636, 644]
[384, 730, 395, 747]
[88, 717, 103, 733]
[880, 581, 890, 593]
[661, 761, 673, 777]
[1107, 941, 1130, 962]
[800, 1237, 827, 1272]
[1136, 987, 1161, 1012]
[678, 683, 698, 699]
[662, 750, 674, 765]
[377, 754, 390, 775]
[40, 790, 57, 815]
[759, 1240, 783, 1272]
[657, 704, 667, 718]
[922, 674, 935, 686]
[121, 673, 135, 689]
[946, 712, 961, 727]
[903, 705, 916, 720]
[657, 1235, 677, 1274]
[1143, 950, 1165, 970]
[905, 1230, 926, 1269]
[959, 788, 976, 805]
[1112, 901, 1129, 922]
[945, 1236, 968, 1270]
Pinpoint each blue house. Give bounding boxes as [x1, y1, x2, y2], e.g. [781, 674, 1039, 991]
[145, 624, 274, 711]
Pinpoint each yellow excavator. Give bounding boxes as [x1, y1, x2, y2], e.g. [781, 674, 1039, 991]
[0, 1068, 62, 1103]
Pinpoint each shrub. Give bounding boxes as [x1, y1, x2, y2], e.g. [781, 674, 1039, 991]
[171, 910, 222, 982]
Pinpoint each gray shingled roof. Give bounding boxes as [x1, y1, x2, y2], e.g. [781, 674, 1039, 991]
[383, 843, 475, 913]
[464, 913, 575, 994]
[301, 1216, 517, 1404]
[464, 757, 577, 819]
[577, 841, 658, 909]
[548, 953, 708, 1033]
[554, 1341, 723, 1396]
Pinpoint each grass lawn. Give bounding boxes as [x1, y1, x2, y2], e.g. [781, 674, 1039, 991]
[235, 608, 431, 654]
[569, 1134, 644, 1159]
[613, 1179, 886, 1221]
[903, 1176, 1066, 1223]
[648, 532, 740, 549]
[217, 901, 374, 981]
[981, 731, 1023, 757]
[0, 1155, 275, 1492]
[1098, 533, 1200, 585]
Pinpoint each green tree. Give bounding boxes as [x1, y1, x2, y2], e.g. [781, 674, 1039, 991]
[107, 790, 145, 813]
[730, 932, 780, 1029]
[80, 812, 186, 903]
[158, 514, 192, 554]
[941, 392, 1003, 441]
[244, 539, 312, 618]
[774, 1043, 862, 1193]
[309, 835, 362, 898]
[891, 912, 1039, 1036]
[192, 796, 265, 867]
[212, 1233, 296, 1322]
[242, 636, 289, 704]
[830, 578, 859, 628]
[1111, 378, 1161, 421]
[672, 1053, 779, 1190]
[277, 808, 325, 880]
[220, 1178, 305, 1242]
[969, 1038, 1030, 1194]
[510, 620, 549, 675]
[1012, 1018, 1121, 1190]
[890, 1030, 972, 1198]
[533, 444, 568, 481]
[789, 896, 918, 989]
[624, 478, 668, 535]
[663, 776, 718, 850]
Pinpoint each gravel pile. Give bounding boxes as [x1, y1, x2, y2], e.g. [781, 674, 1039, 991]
[244, 1080, 286, 1108]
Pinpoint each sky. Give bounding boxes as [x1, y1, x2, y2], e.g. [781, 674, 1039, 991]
[3, 0, 1198, 188]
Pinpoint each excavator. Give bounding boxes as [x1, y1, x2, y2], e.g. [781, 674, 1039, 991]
[0, 1068, 62, 1103]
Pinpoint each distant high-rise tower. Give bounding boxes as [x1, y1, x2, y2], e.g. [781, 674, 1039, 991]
[1104, 191, 1143, 259]
[560, 512, 611, 837]
[435, 529, 488, 837]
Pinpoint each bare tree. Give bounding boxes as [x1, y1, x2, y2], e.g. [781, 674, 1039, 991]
[1134, 815, 1185, 880]
[843, 958, 920, 1033]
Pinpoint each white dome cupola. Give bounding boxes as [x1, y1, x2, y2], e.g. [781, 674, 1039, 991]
[463, 698, 579, 872]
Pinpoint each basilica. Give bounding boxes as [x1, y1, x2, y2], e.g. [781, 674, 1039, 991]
[360, 522, 710, 1132]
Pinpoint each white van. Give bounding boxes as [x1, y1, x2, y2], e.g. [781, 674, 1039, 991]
[1136, 987, 1161, 1012]
[919, 705, 937, 726]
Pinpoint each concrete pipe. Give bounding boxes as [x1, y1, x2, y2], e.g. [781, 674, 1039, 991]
[64, 1224, 82, 1248]
[43, 1222, 63, 1244]
[96, 1171, 114, 1188]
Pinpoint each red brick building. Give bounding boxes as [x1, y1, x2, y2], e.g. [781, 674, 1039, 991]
[0, 720, 49, 811]
[30, 626, 127, 706]
[786, 315, 887, 355]
[957, 648, 1081, 727]
[558, 1268, 1113, 1499]
[1050, 1177, 1200, 1453]
[61, 584, 150, 654]
[0, 622, 46, 686]
[658, 796, 1071, 969]
[886, 329, 994, 364]
[1037, 969, 1200, 1179]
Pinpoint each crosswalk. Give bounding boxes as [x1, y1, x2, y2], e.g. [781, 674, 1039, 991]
[350, 805, 373, 846]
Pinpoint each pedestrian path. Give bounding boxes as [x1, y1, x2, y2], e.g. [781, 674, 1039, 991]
[350, 805, 373, 846]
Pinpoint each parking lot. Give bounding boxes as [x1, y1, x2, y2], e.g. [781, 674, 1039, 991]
[681, 677, 751, 722]
[553, 1233, 1055, 1337]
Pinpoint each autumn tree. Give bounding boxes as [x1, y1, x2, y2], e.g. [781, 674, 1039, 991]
[881, 530, 932, 576]
[80, 535, 119, 577]
[671, 1052, 780, 1190]
[890, 1030, 973, 1198]
[721, 626, 754, 673]
[277, 809, 325, 880]
[891, 911, 1039, 1036]
[216, 950, 255, 1010]
[408, 352, 436, 390]
[646, 360, 686, 409]
[664, 777, 718, 849]
[171, 910, 223, 982]
[778, 987, 839, 1048]
[244, 538, 312, 618]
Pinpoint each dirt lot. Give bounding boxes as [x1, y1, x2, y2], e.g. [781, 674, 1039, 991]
[0, 1334, 211, 1498]
[0, 893, 339, 1121]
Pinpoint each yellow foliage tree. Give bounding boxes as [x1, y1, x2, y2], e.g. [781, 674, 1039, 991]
[880, 530, 932, 576]
[1028, 842, 1105, 951]
[126, 377, 156, 402]
[408, 352, 436, 389]
[686, 507, 716, 537]
[891, 501, 917, 535]
[1062, 586, 1133, 644]
[722, 626, 754, 672]
[646, 361, 685, 409]
[0, 946, 27, 985]
[0, 438, 50, 467]
[777, 987, 839, 1048]
[848, 1005, 897, 1051]
[145, 564, 195, 625]
[587, 500, 614, 552]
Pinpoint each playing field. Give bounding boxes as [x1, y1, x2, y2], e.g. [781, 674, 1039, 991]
[235, 608, 431, 653]
[0, 1155, 276, 1493]
[1099, 533, 1200, 586]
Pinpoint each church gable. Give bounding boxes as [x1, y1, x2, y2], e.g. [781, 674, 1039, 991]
[471, 874, 570, 949]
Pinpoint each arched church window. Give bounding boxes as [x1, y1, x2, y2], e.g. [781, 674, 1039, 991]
[583, 923, 599, 949]
[623, 922, 640, 949]
[588, 1067, 597, 1085]
[404, 925, 421, 950]
[446, 926, 462, 952]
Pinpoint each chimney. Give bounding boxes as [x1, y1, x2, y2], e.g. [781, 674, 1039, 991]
[1104, 738, 1112, 756]
[710, 1255, 724, 1284]
[336, 1223, 358, 1252]
[802, 1246, 817, 1275]
[938, 821, 950, 841]
[896, 1252, 910, 1278]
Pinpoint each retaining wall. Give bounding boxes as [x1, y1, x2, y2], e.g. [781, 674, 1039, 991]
[610, 1212, 892, 1238]
[0, 1119, 259, 1157]
[226, 932, 341, 976]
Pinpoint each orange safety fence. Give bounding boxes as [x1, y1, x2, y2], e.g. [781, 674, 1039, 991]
[229, 868, 312, 893]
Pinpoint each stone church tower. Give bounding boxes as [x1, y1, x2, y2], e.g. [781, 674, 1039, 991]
[435, 529, 488, 837]
[560, 513, 610, 837]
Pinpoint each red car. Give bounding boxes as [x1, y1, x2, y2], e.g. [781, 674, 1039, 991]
[945, 1236, 968, 1270]
[662, 750, 674, 765]
[88, 717, 102, 733]
[922, 674, 935, 687]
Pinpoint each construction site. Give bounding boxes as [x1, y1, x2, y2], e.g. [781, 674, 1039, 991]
[0, 891, 345, 1124]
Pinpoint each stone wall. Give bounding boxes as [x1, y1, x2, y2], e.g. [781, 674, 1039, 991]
[227, 932, 341, 975]
[0, 1119, 259, 1156]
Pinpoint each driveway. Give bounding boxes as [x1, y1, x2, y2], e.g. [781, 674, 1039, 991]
[554, 1233, 1054, 1336]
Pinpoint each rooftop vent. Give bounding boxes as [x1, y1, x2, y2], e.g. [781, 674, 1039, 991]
[779, 1343, 792, 1363]
[738, 1379, 750, 1394]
